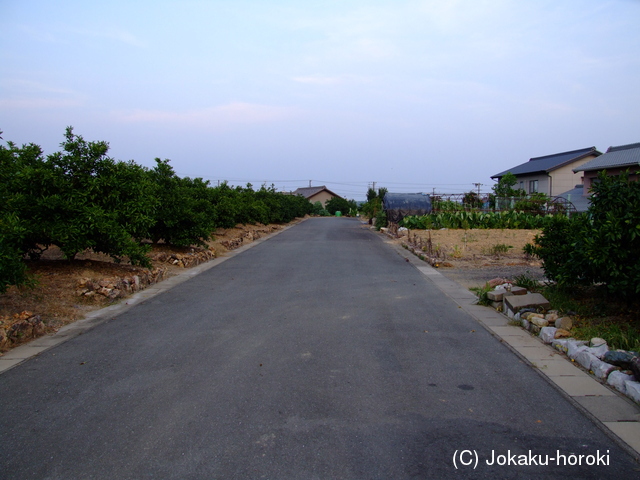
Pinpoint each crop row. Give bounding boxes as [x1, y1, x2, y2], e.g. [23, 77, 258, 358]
[399, 210, 569, 230]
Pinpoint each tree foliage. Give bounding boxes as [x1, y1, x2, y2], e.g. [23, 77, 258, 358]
[325, 196, 357, 216]
[527, 171, 640, 299]
[492, 172, 526, 198]
[360, 188, 386, 220]
[0, 128, 312, 293]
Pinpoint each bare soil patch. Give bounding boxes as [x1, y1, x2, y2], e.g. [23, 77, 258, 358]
[0, 220, 302, 353]
[393, 228, 545, 289]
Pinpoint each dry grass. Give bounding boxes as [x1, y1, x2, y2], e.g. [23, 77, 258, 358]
[399, 228, 542, 268]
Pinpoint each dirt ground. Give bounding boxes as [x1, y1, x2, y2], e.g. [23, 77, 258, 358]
[391, 228, 546, 289]
[0, 221, 301, 352]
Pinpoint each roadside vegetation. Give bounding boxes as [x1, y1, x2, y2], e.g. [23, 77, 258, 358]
[385, 170, 640, 351]
[0, 127, 312, 293]
[360, 187, 388, 229]
[400, 210, 563, 230]
[521, 171, 640, 351]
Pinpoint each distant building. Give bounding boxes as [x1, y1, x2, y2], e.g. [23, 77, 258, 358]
[491, 147, 601, 197]
[573, 142, 640, 195]
[292, 186, 342, 207]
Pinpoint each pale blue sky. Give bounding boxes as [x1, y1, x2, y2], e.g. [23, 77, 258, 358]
[1, 0, 639, 199]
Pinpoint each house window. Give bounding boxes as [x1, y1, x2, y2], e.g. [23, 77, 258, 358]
[519, 181, 524, 192]
[529, 180, 538, 193]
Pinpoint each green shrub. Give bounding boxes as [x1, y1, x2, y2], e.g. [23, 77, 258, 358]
[528, 171, 640, 300]
[147, 159, 217, 247]
[325, 196, 357, 216]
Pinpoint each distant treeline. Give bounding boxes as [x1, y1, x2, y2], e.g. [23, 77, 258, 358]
[0, 127, 312, 292]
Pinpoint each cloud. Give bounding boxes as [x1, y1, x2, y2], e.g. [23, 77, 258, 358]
[17, 23, 146, 48]
[292, 74, 375, 87]
[93, 28, 147, 48]
[0, 98, 84, 109]
[0, 79, 87, 109]
[293, 76, 342, 86]
[116, 102, 300, 128]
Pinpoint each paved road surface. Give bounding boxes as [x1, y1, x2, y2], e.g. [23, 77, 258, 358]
[1, 218, 637, 479]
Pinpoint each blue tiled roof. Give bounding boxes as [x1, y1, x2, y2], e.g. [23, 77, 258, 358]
[492, 147, 600, 179]
[557, 185, 591, 213]
[573, 142, 640, 172]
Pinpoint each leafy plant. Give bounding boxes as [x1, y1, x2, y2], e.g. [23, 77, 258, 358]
[513, 271, 541, 292]
[513, 193, 549, 215]
[470, 283, 493, 306]
[486, 243, 512, 259]
[399, 210, 565, 230]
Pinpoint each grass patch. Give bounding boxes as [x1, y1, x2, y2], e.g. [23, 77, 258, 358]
[512, 271, 543, 293]
[470, 283, 492, 306]
[540, 284, 640, 352]
[481, 243, 513, 259]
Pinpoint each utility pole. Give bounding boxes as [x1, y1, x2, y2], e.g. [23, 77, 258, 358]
[309, 180, 312, 187]
[372, 181, 376, 191]
[473, 183, 482, 197]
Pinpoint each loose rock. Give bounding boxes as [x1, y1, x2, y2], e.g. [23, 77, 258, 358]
[554, 316, 573, 330]
[539, 327, 557, 344]
[530, 316, 549, 327]
[608, 371, 635, 394]
[603, 350, 639, 369]
[630, 357, 640, 382]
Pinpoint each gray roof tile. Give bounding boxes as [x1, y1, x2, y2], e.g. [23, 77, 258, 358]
[573, 142, 640, 172]
[492, 147, 600, 179]
[292, 186, 342, 199]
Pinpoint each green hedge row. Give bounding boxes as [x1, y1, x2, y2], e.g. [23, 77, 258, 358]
[0, 128, 312, 293]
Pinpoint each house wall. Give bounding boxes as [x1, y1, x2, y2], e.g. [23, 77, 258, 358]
[514, 174, 550, 195]
[550, 154, 599, 196]
[581, 167, 640, 195]
[308, 191, 336, 207]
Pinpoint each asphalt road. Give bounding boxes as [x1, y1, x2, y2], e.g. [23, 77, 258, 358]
[1, 218, 637, 479]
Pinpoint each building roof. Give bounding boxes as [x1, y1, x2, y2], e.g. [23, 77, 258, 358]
[292, 185, 342, 199]
[573, 142, 640, 173]
[557, 185, 591, 213]
[491, 147, 600, 179]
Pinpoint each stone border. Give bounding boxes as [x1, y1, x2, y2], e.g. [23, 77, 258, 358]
[0, 218, 307, 375]
[379, 232, 640, 461]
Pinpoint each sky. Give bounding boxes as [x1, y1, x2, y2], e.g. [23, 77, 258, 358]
[1, 0, 639, 200]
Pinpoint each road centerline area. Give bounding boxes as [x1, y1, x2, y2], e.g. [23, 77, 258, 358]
[1, 217, 637, 479]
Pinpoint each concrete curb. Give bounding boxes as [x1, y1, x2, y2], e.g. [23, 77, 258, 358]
[380, 233, 640, 461]
[0, 219, 307, 375]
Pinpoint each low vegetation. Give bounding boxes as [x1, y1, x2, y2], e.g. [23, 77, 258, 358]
[400, 210, 566, 230]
